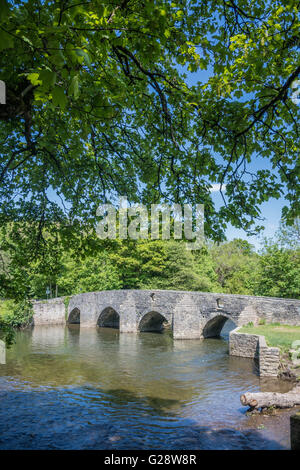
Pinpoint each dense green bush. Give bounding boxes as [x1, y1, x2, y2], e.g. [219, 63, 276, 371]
[2, 300, 33, 328]
[0, 221, 299, 303]
[0, 299, 33, 346]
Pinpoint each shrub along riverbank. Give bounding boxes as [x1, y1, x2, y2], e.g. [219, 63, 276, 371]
[1, 229, 299, 302]
[0, 300, 33, 346]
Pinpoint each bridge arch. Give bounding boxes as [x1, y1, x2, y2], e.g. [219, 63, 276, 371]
[202, 314, 236, 338]
[139, 311, 170, 333]
[97, 307, 120, 329]
[67, 307, 80, 324]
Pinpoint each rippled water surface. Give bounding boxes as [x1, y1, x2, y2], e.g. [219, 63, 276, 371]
[0, 323, 293, 449]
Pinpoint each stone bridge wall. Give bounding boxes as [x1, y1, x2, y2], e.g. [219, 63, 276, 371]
[32, 289, 300, 339]
[229, 327, 280, 377]
[32, 297, 66, 325]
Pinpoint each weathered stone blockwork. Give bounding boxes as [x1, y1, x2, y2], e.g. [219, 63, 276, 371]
[32, 297, 66, 325]
[32, 290, 300, 340]
[229, 327, 280, 377]
[229, 328, 260, 359]
[258, 336, 280, 378]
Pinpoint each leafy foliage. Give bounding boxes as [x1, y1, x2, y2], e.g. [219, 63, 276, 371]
[0, 299, 33, 346]
[0, 0, 299, 265]
[2, 228, 299, 302]
[0, 316, 15, 347]
[210, 239, 259, 294]
[256, 243, 300, 298]
[0, 299, 33, 326]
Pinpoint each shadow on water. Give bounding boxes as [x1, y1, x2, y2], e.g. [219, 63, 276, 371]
[0, 385, 286, 450]
[0, 323, 293, 450]
[220, 319, 236, 341]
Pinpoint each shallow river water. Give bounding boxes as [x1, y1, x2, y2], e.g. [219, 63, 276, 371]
[0, 323, 295, 449]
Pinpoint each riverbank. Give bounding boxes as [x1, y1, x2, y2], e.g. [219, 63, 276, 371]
[242, 405, 300, 449]
[238, 323, 300, 382]
[239, 323, 300, 352]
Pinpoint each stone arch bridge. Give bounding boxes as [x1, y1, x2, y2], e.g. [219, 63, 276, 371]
[32, 290, 300, 339]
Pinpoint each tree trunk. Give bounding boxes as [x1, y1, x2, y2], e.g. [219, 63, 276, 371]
[241, 386, 300, 410]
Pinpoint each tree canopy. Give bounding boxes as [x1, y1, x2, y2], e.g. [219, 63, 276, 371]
[0, 0, 299, 252]
[2, 232, 300, 302]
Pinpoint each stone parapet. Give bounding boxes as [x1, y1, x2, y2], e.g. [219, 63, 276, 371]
[229, 327, 280, 377]
[32, 297, 66, 325]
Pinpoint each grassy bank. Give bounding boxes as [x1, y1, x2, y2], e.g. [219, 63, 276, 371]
[239, 323, 300, 351]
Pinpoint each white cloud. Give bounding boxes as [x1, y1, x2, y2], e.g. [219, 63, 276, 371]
[209, 183, 226, 193]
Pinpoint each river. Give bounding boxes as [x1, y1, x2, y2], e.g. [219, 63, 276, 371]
[0, 322, 295, 449]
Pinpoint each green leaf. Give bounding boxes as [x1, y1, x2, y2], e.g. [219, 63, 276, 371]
[52, 86, 67, 109]
[27, 73, 42, 86]
[69, 75, 79, 99]
[21, 36, 33, 47]
[0, 0, 10, 22]
[75, 49, 91, 66]
[0, 29, 13, 50]
[52, 50, 65, 66]
[39, 70, 57, 88]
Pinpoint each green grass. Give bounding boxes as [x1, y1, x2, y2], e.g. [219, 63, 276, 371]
[239, 323, 300, 351]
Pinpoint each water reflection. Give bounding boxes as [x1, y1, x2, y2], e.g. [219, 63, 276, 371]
[0, 323, 293, 450]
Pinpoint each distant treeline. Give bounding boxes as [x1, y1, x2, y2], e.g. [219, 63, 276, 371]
[0, 221, 299, 301]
